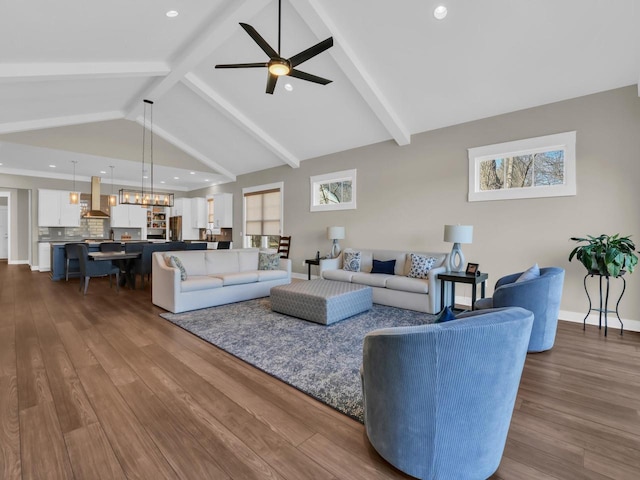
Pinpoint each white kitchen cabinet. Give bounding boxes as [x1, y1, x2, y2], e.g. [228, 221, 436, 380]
[38, 242, 51, 272]
[191, 197, 207, 229]
[212, 193, 233, 229]
[38, 189, 81, 227]
[110, 205, 147, 228]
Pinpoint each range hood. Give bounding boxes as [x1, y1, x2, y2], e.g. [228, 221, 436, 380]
[83, 176, 110, 218]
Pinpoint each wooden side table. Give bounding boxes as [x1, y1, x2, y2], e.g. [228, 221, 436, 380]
[304, 258, 320, 280]
[438, 271, 489, 311]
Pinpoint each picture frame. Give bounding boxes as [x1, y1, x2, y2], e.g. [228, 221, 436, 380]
[466, 263, 479, 275]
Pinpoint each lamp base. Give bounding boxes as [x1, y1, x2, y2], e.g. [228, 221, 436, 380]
[448, 243, 465, 272]
[331, 240, 341, 259]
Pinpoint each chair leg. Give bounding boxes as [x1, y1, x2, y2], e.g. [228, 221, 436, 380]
[66, 259, 69, 281]
[115, 272, 120, 293]
[83, 277, 90, 295]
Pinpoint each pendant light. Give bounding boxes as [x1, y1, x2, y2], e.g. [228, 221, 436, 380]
[119, 99, 174, 207]
[69, 160, 79, 204]
[108, 166, 117, 207]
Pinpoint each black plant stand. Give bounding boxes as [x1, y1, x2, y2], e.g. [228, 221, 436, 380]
[582, 272, 626, 336]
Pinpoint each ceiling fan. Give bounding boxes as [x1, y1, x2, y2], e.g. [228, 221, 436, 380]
[215, 0, 334, 94]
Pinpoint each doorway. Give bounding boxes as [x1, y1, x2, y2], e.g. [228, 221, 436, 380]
[0, 192, 9, 261]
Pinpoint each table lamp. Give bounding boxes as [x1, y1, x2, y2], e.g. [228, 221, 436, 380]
[444, 225, 473, 272]
[327, 226, 345, 258]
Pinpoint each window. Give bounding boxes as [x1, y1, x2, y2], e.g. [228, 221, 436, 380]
[468, 131, 576, 202]
[242, 182, 283, 248]
[310, 169, 357, 212]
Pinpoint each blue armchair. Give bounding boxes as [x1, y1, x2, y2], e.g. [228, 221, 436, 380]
[474, 267, 565, 352]
[361, 307, 533, 480]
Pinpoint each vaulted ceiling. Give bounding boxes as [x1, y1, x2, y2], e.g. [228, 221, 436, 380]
[1, 0, 639, 191]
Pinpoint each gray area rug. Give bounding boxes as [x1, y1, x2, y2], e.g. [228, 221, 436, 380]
[160, 298, 435, 422]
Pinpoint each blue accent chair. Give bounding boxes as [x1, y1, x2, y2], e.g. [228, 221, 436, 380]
[361, 307, 533, 480]
[474, 267, 565, 352]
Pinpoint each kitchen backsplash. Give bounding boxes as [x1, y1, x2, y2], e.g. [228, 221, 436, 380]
[38, 218, 109, 241]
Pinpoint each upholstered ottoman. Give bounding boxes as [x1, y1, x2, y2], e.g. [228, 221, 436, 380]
[270, 279, 373, 325]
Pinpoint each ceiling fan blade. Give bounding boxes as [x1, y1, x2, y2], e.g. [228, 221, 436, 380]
[289, 69, 332, 85]
[289, 37, 333, 67]
[239, 23, 278, 58]
[266, 73, 278, 94]
[215, 62, 267, 69]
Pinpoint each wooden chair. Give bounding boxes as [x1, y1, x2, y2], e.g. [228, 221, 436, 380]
[277, 236, 291, 258]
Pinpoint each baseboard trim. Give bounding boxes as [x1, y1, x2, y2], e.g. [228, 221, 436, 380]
[454, 294, 639, 332]
[8, 260, 29, 265]
[292, 272, 320, 280]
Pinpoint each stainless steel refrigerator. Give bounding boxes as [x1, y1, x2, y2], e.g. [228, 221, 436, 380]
[169, 216, 182, 241]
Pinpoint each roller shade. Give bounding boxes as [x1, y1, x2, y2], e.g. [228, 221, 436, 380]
[244, 188, 281, 236]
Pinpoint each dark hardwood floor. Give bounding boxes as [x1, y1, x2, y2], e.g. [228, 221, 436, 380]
[1, 262, 639, 479]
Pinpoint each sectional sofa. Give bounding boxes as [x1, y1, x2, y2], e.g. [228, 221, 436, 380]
[319, 248, 449, 313]
[152, 248, 291, 313]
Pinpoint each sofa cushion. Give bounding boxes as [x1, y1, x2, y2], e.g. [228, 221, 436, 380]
[352, 273, 392, 288]
[343, 250, 361, 272]
[166, 252, 207, 276]
[212, 271, 260, 286]
[408, 253, 436, 279]
[371, 259, 396, 275]
[206, 251, 239, 274]
[386, 276, 429, 294]
[323, 269, 356, 282]
[239, 250, 259, 271]
[358, 251, 375, 273]
[180, 275, 223, 292]
[258, 252, 280, 270]
[257, 270, 288, 282]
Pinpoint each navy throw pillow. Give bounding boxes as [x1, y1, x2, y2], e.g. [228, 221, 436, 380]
[434, 306, 457, 323]
[371, 259, 396, 275]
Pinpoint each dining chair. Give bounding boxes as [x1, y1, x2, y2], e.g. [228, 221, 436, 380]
[277, 236, 291, 258]
[76, 244, 120, 295]
[99, 242, 122, 252]
[64, 242, 82, 281]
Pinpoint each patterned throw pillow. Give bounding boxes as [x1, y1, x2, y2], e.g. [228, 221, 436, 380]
[343, 250, 361, 272]
[408, 253, 436, 279]
[169, 255, 188, 281]
[259, 252, 280, 270]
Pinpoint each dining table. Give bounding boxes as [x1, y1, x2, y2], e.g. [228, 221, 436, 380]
[88, 251, 141, 289]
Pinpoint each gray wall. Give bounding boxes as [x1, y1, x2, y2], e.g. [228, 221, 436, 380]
[196, 85, 640, 321]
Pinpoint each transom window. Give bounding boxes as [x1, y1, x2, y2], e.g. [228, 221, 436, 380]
[468, 131, 576, 202]
[310, 169, 357, 212]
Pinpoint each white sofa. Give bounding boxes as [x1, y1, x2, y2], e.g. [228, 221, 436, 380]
[152, 248, 291, 313]
[319, 248, 448, 313]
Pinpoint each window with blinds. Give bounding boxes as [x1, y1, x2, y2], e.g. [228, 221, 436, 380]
[243, 184, 283, 248]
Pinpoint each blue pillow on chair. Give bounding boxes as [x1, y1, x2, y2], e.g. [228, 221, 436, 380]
[371, 259, 396, 275]
[434, 306, 457, 323]
[516, 263, 540, 283]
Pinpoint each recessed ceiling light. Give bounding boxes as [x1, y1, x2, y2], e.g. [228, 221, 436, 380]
[160, 181, 166, 184]
[49, 164, 56, 168]
[284, 83, 293, 92]
[166, 10, 179, 18]
[204, 179, 210, 182]
[0, 163, 3, 166]
[434, 5, 448, 20]
[143, 175, 148, 179]
[100, 170, 106, 174]
[189, 171, 195, 175]
[174, 176, 179, 180]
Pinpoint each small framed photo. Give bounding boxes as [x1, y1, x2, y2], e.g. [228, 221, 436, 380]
[466, 263, 479, 275]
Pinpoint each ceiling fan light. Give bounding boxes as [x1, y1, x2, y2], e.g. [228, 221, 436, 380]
[268, 60, 290, 76]
[434, 5, 448, 20]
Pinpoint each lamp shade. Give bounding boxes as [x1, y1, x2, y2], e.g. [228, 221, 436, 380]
[327, 226, 345, 240]
[444, 225, 473, 244]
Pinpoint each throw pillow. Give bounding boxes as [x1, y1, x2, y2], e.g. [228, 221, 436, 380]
[343, 250, 362, 272]
[371, 259, 396, 275]
[169, 255, 187, 281]
[516, 263, 540, 283]
[434, 306, 457, 323]
[258, 252, 280, 270]
[408, 253, 436, 279]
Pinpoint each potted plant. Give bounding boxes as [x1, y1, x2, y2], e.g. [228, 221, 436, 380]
[569, 234, 638, 277]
